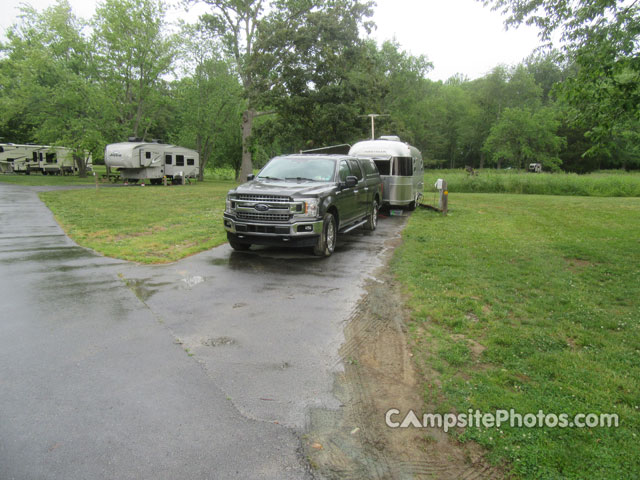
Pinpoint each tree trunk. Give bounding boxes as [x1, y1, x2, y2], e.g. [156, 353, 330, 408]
[75, 154, 87, 178]
[240, 109, 255, 182]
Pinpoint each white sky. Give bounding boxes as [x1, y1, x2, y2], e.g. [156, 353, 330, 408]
[0, 0, 543, 81]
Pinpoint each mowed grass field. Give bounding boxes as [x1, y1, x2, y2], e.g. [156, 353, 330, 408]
[393, 194, 640, 478]
[39, 180, 234, 263]
[423, 169, 640, 197]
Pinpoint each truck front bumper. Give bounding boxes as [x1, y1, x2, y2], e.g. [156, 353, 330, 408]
[223, 214, 323, 246]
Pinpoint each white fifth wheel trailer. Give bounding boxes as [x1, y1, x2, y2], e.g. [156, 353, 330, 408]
[0, 144, 92, 175]
[349, 136, 424, 209]
[104, 141, 199, 184]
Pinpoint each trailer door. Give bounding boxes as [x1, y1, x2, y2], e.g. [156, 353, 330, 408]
[140, 148, 160, 167]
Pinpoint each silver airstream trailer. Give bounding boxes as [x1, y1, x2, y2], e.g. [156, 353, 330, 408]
[349, 136, 424, 209]
[104, 141, 199, 184]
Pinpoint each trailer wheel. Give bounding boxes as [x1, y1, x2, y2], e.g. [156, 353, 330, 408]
[364, 200, 378, 231]
[227, 232, 251, 251]
[313, 213, 337, 257]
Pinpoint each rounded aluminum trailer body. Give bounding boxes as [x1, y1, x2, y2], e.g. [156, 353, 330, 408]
[349, 139, 424, 207]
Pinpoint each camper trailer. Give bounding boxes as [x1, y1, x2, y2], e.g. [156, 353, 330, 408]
[33, 146, 92, 175]
[349, 136, 424, 209]
[0, 144, 92, 175]
[104, 141, 199, 184]
[0, 144, 40, 174]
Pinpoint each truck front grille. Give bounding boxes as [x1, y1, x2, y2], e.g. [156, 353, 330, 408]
[237, 212, 291, 222]
[237, 194, 291, 203]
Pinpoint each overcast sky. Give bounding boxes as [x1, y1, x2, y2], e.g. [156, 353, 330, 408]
[0, 0, 543, 81]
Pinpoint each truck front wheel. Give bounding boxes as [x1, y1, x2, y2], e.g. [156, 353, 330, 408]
[227, 232, 251, 251]
[313, 213, 337, 257]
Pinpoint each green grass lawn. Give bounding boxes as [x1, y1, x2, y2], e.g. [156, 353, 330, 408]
[392, 194, 640, 478]
[39, 179, 234, 263]
[423, 169, 640, 197]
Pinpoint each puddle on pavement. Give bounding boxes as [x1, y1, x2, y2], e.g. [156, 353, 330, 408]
[180, 275, 205, 288]
[120, 277, 172, 302]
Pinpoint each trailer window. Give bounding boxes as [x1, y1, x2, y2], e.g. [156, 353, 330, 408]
[176, 155, 185, 166]
[165, 155, 172, 165]
[145, 152, 151, 159]
[187, 158, 194, 166]
[39, 153, 44, 162]
[46, 153, 56, 163]
[393, 157, 413, 176]
[373, 159, 390, 176]
[33, 152, 38, 162]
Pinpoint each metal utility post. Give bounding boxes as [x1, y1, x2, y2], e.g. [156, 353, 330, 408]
[362, 114, 390, 140]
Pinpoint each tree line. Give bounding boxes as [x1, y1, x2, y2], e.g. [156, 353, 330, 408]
[0, 0, 637, 178]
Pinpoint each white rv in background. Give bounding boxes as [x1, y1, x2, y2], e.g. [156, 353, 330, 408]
[349, 136, 424, 209]
[104, 141, 199, 184]
[0, 144, 92, 175]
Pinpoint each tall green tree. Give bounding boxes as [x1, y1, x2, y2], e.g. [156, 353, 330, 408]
[170, 25, 244, 180]
[197, 0, 374, 179]
[92, 0, 176, 140]
[0, 1, 106, 176]
[483, 107, 565, 170]
[482, 0, 640, 159]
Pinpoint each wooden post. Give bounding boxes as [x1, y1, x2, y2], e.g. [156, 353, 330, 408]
[440, 180, 448, 216]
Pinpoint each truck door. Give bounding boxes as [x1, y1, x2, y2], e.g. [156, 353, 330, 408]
[335, 160, 357, 226]
[347, 159, 368, 213]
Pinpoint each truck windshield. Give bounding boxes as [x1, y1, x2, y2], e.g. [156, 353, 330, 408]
[258, 157, 335, 182]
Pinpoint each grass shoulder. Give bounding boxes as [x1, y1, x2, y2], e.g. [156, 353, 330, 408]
[392, 193, 640, 477]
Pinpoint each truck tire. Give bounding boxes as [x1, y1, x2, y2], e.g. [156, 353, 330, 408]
[227, 232, 251, 251]
[364, 200, 378, 231]
[313, 213, 337, 257]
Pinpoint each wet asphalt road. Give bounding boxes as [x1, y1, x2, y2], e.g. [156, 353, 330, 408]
[0, 183, 406, 479]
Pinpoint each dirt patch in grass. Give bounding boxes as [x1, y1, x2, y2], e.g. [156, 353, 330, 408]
[564, 257, 593, 272]
[304, 258, 499, 478]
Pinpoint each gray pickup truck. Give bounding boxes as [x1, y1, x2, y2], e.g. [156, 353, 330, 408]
[223, 154, 383, 256]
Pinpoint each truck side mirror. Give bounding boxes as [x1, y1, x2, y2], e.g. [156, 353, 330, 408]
[247, 173, 255, 181]
[344, 176, 357, 188]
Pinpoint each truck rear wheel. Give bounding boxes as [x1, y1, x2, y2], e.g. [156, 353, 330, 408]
[227, 232, 251, 251]
[313, 213, 336, 257]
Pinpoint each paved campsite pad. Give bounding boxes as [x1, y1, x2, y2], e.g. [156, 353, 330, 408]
[0, 183, 493, 479]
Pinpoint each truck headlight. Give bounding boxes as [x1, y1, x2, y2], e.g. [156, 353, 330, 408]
[225, 196, 232, 213]
[296, 198, 319, 217]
